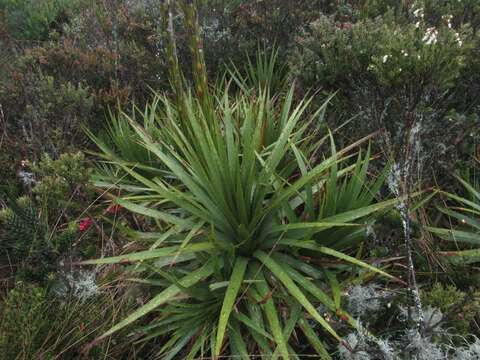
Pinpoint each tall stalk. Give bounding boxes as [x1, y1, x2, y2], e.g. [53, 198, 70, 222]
[160, 0, 212, 122]
[181, 0, 213, 115]
[160, 0, 184, 103]
[383, 108, 425, 339]
[399, 123, 425, 333]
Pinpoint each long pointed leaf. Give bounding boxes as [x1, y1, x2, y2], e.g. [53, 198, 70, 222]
[254, 250, 341, 342]
[95, 260, 215, 341]
[215, 257, 249, 356]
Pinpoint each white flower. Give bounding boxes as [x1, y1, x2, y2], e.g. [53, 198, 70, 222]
[423, 27, 438, 45]
[454, 32, 463, 46]
[443, 14, 453, 28]
[413, 7, 424, 19]
[382, 54, 391, 63]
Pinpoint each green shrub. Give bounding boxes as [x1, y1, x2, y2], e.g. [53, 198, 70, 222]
[421, 283, 479, 337]
[0, 281, 146, 359]
[355, 0, 403, 19]
[0, 283, 53, 359]
[0, 152, 95, 282]
[290, 7, 475, 180]
[0, 73, 93, 161]
[0, 0, 81, 41]
[0, 196, 77, 282]
[78, 4, 409, 356]
[198, 0, 325, 73]
[31, 152, 94, 222]
[40, 1, 170, 105]
[290, 10, 468, 104]
[421, 0, 480, 30]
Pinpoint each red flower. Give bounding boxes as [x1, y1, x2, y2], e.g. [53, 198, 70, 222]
[107, 204, 122, 214]
[79, 217, 93, 232]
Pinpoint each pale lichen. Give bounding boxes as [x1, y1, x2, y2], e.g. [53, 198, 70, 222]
[53, 264, 98, 301]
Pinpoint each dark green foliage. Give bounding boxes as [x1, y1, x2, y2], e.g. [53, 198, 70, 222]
[80, 3, 403, 356]
[228, 45, 288, 95]
[428, 176, 480, 265]
[0, 152, 94, 283]
[86, 89, 398, 358]
[198, 0, 326, 68]
[0, 195, 77, 282]
[421, 283, 479, 337]
[289, 2, 478, 179]
[0, 1, 170, 178]
[0, 283, 53, 359]
[421, 0, 480, 30]
[0, 282, 148, 360]
[0, 0, 82, 41]
[0, 196, 45, 259]
[1, 0, 479, 189]
[0, 73, 93, 163]
[0, 1, 480, 358]
[290, 9, 469, 109]
[31, 152, 94, 222]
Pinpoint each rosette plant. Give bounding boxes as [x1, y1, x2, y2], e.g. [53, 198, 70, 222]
[82, 82, 402, 359]
[81, 2, 400, 358]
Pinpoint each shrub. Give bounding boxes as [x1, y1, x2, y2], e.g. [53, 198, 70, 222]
[31, 152, 94, 222]
[0, 196, 77, 282]
[290, 14, 383, 93]
[198, 0, 326, 73]
[421, 0, 480, 31]
[290, 7, 475, 180]
[0, 1, 172, 182]
[0, 281, 146, 359]
[421, 283, 479, 337]
[0, 73, 93, 160]
[0, 283, 52, 359]
[0, 0, 81, 41]
[290, 9, 468, 106]
[0, 152, 95, 283]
